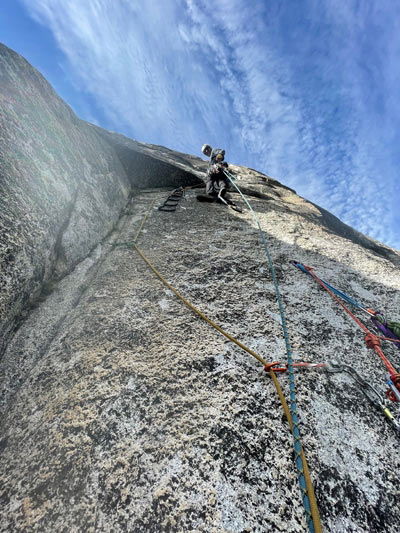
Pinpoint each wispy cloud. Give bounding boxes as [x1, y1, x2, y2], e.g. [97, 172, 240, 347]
[21, 0, 400, 248]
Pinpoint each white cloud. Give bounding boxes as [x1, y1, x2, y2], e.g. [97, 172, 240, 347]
[21, 0, 400, 249]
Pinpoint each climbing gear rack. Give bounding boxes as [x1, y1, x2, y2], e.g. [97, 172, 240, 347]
[291, 261, 400, 402]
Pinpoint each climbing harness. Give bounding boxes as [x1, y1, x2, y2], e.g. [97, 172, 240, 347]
[291, 261, 400, 402]
[158, 187, 185, 212]
[223, 170, 321, 533]
[129, 188, 322, 533]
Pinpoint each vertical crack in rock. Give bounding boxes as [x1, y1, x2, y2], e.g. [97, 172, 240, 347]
[0, 42, 201, 360]
[0, 199, 136, 415]
[52, 186, 80, 280]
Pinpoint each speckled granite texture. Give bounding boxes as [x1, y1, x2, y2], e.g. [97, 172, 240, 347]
[1, 179, 400, 532]
[1, 44, 400, 533]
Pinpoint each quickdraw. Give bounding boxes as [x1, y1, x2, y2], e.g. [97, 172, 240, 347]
[264, 361, 326, 373]
[264, 361, 400, 434]
[326, 361, 400, 433]
[266, 358, 400, 434]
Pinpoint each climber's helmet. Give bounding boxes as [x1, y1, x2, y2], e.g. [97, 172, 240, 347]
[215, 152, 224, 162]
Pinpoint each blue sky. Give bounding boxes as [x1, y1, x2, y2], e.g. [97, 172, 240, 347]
[1, 1, 399, 249]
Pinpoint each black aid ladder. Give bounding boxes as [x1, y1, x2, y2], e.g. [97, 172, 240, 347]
[158, 187, 185, 212]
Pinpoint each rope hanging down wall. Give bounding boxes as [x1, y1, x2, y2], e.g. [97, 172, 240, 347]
[126, 187, 322, 533]
[291, 261, 400, 403]
[224, 170, 321, 533]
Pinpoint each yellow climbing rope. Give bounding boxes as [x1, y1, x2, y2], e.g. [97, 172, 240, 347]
[133, 196, 158, 243]
[129, 189, 322, 533]
[135, 244, 266, 365]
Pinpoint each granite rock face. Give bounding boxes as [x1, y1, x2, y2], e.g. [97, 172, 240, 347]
[0, 44, 199, 357]
[1, 45, 400, 533]
[88, 124, 207, 189]
[0, 43, 129, 356]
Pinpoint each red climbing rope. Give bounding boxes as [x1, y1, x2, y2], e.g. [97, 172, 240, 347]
[264, 361, 327, 373]
[302, 265, 400, 401]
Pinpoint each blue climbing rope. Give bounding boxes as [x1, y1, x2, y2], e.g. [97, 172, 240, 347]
[291, 261, 374, 314]
[224, 170, 319, 533]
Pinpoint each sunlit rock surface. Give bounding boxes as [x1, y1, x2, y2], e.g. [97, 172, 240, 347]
[1, 44, 400, 533]
[0, 43, 129, 356]
[0, 43, 199, 357]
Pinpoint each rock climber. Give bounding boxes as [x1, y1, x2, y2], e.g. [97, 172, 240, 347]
[199, 144, 241, 211]
[197, 144, 242, 213]
[206, 148, 230, 201]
